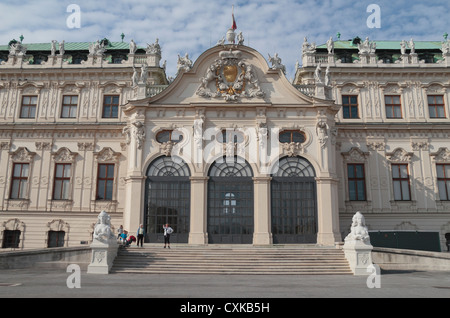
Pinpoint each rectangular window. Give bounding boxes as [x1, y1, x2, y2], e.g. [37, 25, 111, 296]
[102, 95, 119, 118]
[10, 163, 29, 199]
[53, 163, 71, 200]
[392, 164, 411, 201]
[2, 230, 21, 248]
[47, 231, 65, 248]
[428, 95, 446, 118]
[61, 95, 78, 118]
[97, 163, 114, 200]
[437, 164, 450, 201]
[20, 96, 38, 118]
[342, 95, 359, 118]
[385, 95, 402, 118]
[347, 164, 366, 201]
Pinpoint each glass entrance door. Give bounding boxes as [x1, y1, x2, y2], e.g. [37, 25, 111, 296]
[207, 157, 254, 244]
[145, 156, 190, 243]
[271, 156, 317, 243]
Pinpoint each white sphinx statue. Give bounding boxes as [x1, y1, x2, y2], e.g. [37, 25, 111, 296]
[344, 211, 371, 244]
[92, 210, 116, 244]
[343, 211, 374, 275]
[88, 210, 118, 274]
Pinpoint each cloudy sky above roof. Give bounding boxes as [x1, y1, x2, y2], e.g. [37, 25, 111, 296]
[0, 0, 449, 79]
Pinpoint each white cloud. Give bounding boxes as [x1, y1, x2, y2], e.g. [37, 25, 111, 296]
[0, 0, 449, 79]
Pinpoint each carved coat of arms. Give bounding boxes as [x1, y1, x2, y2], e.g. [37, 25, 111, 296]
[196, 49, 265, 101]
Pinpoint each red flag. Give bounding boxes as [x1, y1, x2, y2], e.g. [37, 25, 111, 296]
[231, 7, 237, 30]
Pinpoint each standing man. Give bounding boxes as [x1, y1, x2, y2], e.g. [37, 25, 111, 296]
[163, 223, 173, 249]
[137, 224, 145, 248]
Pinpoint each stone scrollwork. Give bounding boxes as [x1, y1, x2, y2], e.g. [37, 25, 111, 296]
[386, 148, 413, 162]
[431, 147, 450, 162]
[196, 49, 265, 101]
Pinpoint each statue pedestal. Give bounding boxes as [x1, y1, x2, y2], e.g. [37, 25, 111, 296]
[87, 239, 119, 274]
[343, 239, 373, 276]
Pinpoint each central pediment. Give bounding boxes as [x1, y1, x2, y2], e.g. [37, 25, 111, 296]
[130, 44, 325, 108]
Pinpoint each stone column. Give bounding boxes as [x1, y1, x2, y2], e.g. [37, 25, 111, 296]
[315, 177, 341, 246]
[253, 177, 272, 245]
[189, 176, 208, 245]
[123, 175, 145, 233]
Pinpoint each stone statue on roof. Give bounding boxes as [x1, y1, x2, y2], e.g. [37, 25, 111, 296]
[442, 40, 450, 55]
[302, 37, 316, 54]
[51, 40, 57, 56]
[268, 53, 286, 74]
[408, 38, 415, 54]
[129, 39, 137, 54]
[177, 53, 193, 74]
[59, 40, 65, 56]
[146, 38, 161, 56]
[9, 41, 27, 56]
[89, 40, 106, 56]
[358, 37, 376, 54]
[326, 37, 334, 54]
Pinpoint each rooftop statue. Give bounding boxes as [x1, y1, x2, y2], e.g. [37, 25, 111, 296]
[89, 40, 106, 56]
[358, 37, 376, 54]
[268, 53, 286, 74]
[9, 41, 27, 56]
[59, 40, 65, 56]
[146, 38, 161, 56]
[177, 53, 193, 74]
[326, 37, 334, 54]
[302, 37, 316, 54]
[129, 39, 137, 54]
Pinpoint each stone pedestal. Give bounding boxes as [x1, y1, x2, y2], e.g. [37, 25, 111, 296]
[87, 239, 119, 274]
[343, 239, 373, 275]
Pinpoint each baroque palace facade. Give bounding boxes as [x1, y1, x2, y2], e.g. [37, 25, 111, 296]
[1, 31, 449, 251]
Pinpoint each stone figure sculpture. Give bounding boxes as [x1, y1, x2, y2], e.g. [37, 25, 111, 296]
[129, 39, 137, 54]
[93, 210, 115, 243]
[177, 53, 193, 74]
[344, 211, 370, 244]
[268, 53, 286, 74]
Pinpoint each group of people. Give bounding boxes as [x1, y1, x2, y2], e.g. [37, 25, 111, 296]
[117, 224, 173, 249]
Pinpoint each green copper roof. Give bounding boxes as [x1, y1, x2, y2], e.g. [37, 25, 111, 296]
[0, 41, 139, 51]
[317, 40, 443, 50]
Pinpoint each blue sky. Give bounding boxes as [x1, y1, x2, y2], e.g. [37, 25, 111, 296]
[0, 0, 449, 79]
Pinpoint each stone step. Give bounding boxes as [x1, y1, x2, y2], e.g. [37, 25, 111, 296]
[111, 246, 352, 275]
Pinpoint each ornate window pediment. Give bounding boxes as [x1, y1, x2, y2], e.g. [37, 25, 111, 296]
[341, 147, 370, 162]
[94, 147, 121, 163]
[9, 147, 36, 162]
[52, 147, 78, 163]
[431, 147, 450, 162]
[386, 148, 413, 162]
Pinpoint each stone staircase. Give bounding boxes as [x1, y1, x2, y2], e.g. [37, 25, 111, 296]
[111, 245, 352, 275]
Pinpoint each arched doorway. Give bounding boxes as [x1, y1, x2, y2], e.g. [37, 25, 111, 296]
[145, 156, 190, 243]
[207, 156, 254, 244]
[271, 156, 317, 243]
